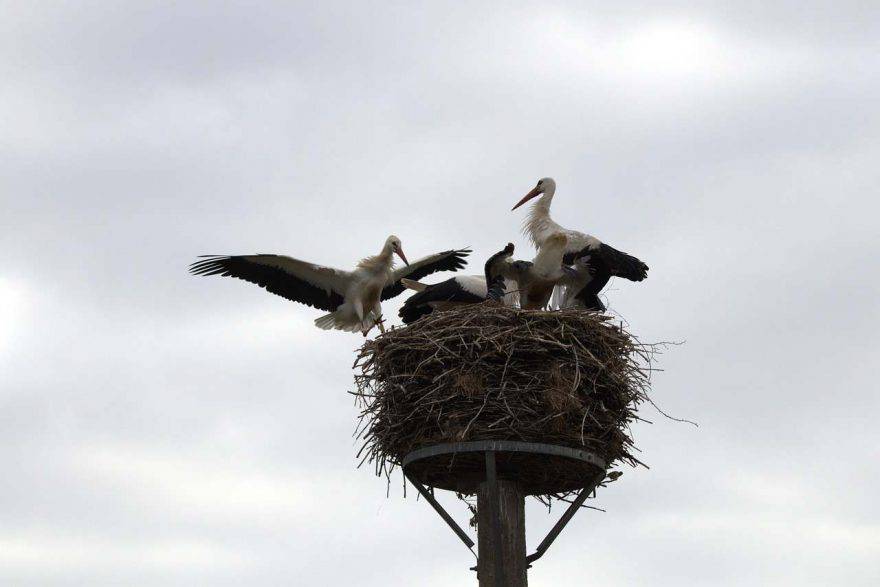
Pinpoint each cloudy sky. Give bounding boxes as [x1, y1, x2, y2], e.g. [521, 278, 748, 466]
[2, 2, 878, 585]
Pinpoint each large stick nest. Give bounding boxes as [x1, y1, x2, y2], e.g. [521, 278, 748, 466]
[353, 303, 657, 498]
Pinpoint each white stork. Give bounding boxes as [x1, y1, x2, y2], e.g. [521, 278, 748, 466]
[189, 236, 470, 335]
[506, 232, 573, 310]
[559, 253, 607, 312]
[398, 243, 517, 324]
[512, 178, 649, 284]
[399, 234, 573, 318]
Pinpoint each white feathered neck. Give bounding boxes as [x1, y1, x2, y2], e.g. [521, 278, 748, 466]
[521, 181, 565, 248]
[357, 242, 395, 272]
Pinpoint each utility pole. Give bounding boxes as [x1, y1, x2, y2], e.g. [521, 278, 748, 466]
[477, 451, 528, 586]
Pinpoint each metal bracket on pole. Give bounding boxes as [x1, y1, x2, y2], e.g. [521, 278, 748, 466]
[402, 441, 607, 573]
[525, 469, 605, 566]
[404, 471, 476, 555]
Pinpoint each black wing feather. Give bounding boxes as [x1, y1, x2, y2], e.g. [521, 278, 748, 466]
[574, 290, 607, 311]
[189, 255, 345, 311]
[572, 259, 610, 311]
[399, 278, 485, 324]
[381, 249, 471, 300]
[598, 243, 648, 281]
[562, 245, 595, 266]
[484, 243, 514, 301]
[565, 243, 648, 282]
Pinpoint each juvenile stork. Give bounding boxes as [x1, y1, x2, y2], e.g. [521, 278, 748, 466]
[512, 178, 649, 282]
[190, 236, 470, 335]
[559, 253, 607, 312]
[508, 232, 573, 310]
[398, 243, 517, 324]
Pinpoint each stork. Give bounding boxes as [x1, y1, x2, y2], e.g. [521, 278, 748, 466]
[507, 232, 573, 310]
[559, 253, 607, 312]
[189, 236, 470, 335]
[512, 178, 649, 284]
[398, 243, 517, 324]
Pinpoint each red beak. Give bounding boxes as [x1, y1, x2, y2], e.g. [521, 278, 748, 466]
[512, 186, 542, 211]
[396, 247, 409, 266]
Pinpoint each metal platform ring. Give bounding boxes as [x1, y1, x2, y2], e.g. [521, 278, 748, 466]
[402, 440, 607, 470]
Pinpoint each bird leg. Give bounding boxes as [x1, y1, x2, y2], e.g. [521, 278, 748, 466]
[361, 315, 386, 337]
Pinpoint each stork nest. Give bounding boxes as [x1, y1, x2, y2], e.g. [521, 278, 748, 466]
[353, 303, 660, 499]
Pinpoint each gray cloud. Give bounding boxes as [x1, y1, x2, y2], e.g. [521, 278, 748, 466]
[2, 2, 879, 585]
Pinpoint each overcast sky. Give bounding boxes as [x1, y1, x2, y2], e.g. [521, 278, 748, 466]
[2, 2, 879, 585]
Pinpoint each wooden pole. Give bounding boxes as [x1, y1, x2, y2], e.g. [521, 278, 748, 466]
[477, 452, 528, 586]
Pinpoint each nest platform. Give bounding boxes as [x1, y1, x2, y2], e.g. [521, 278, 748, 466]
[403, 440, 606, 496]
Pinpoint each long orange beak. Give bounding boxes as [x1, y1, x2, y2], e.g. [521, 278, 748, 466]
[396, 247, 409, 266]
[512, 186, 542, 211]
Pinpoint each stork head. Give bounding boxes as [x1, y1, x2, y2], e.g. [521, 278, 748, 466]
[385, 235, 409, 266]
[512, 177, 556, 210]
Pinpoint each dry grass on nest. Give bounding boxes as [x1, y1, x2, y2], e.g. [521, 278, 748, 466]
[353, 303, 661, 497]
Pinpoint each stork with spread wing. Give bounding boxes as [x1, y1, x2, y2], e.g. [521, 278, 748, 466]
[512, 178, 649, 310]
[190, 236, 470, 335]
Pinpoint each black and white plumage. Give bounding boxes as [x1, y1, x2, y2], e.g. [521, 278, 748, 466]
[504, 232, 573, 310]
[398, 243, 516, 324]
[190, 235, 470, 335]
[513, 177, 649, 282]
[483, 243, 517, 301]
[559, 253, 607, 312]
[399, 276, 486, 324]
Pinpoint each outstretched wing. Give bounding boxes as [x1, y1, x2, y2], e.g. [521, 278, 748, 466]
[189, 254, 350, 311]
[564, 242, 648, 282]
[382, 248, 471, 300]
[597, 243, 648, 281]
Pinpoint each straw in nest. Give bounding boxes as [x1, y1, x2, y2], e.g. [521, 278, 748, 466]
[353, 302, 661, 499]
